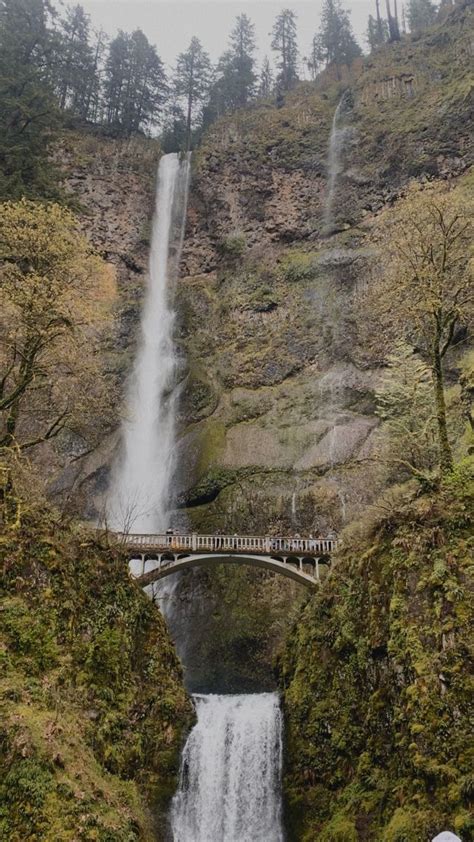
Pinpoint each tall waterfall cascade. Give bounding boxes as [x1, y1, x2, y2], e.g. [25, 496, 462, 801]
[171, 693, 284, 842]
[324, 93, 350, 234]
[108, 152, 191, 533]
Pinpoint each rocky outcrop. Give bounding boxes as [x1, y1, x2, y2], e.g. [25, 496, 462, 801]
[174, 5, 473, 534]
[50, 132, 159, 514]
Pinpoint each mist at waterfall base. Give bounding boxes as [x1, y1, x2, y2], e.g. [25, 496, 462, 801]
[171, 694, 284, 842]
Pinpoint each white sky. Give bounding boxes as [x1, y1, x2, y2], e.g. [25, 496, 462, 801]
[79, 0, 374, 76]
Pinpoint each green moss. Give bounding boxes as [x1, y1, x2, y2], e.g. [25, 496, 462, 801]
[319, 815, 358, 842]
[384, 808, 432, 842]
[1, 466, 194, 841]
[195, 420, 226, 475]
[217, 232, 247, 261]
[280, 458, 474, 840]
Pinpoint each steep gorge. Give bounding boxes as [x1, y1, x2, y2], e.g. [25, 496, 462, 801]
[7, 5, 472, 838]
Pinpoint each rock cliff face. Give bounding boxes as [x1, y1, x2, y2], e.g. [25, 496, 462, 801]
[51, 7, 472, 697]
[54, 8, 472, 533]
[175, 4, 473, 534]
[51, 133, 159, 515]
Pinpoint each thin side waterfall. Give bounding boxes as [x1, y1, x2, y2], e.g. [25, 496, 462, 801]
[171, 693, 284, 842]
[324, 95, 347, 234]
[108, 152, 191, 533]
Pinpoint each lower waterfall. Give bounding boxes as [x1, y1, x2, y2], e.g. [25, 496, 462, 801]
[170, 693, 284, 842]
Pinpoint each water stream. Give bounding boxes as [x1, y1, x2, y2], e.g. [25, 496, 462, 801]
[108, 151, 285, 840]
[324, 93, 351, 235]
[108, 152, 190, 533]
[171, 693, 284, 842]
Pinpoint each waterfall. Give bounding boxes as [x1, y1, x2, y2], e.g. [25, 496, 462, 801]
[324, 95, 347, 235]
[171, 693, 284, 842]
[108, 152, 190, 533]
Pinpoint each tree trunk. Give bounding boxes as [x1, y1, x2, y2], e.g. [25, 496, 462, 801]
[376, 0, 384, 40]
[385, 0, 401, 41]
[432, 339, 453, 473]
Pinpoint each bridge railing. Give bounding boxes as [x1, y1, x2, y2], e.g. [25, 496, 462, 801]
[114, 532, 338, 555]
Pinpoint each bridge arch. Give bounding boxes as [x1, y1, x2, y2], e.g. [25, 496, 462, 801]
[131, 552, 330, 589]
[119, 532, 337, 589]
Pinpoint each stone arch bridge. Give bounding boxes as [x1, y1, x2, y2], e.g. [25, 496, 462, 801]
[117, 532, 339, 589]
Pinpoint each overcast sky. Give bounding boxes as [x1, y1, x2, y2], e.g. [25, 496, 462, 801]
[80, 0, 374, 75]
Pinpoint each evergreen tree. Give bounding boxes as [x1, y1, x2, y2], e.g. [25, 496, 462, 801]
[103, 29, 167, 135]
[160, 103, 188, 153]
[103, 30, 128, 127]
[228, 13, 256, 108]
[55, 4, 96, 118]
[271, 9, 299, 92]
[259, 56, 274, 99]
[406, 0, 438, 33]
[0, 0, 61, 199]
[83, 28, 107, 123]
[385, 0, 401, 40]
[375, 0, 386, 41]
[311, 0, 362, 74]
[366, 13, 389, 50]
[205, 14, 256, 118]
[174, 37, 211, 150]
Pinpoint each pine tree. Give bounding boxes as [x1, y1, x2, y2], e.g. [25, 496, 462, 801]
[83, 28, 107, 123]
[0, 0, 61, 199]
[160, 103, 188, 153]
[311, 0, 362, 75]
[271, 9, 299, 92]
[406, 0, 437, 33]
[366, 13, 389, 50]
[385, 0, 401, 40]
[259, 56, 274, 99]
[174, 37, 211, 150]
[103, 29, 167, 135]
[103, 30, 129, 127]
[206, 14, 256, 118]
[228, 13, 256, 108]
[55, 4, 96, 119]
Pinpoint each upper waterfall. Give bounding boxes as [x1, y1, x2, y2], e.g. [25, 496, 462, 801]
[324, 93, 350, 235]
[170, 693, 284, 842]
[108, 152, 191, 532]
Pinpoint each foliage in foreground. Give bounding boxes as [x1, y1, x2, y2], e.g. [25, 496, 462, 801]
[280, 459, 474, 841]
[0, 458, 194, 841]
[0, 199, 116, 456]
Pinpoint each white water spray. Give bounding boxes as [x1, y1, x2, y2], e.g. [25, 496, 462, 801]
[171, 693, 284, 842]
[108, 153, 190, 532]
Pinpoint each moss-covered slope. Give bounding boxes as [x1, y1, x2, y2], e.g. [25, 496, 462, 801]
[0, 471, 194, 841]
[280, 460, 473, 841]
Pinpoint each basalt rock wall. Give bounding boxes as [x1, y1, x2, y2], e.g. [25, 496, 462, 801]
[175, 4, 473, 535]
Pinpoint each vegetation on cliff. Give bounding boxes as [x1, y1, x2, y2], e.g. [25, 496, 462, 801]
[0, 200, 116, 453]
[280, 459, 473, 841]
[0, 459, 194, 840]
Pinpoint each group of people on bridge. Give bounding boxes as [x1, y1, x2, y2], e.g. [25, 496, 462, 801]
[159, 529, 337, 555]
